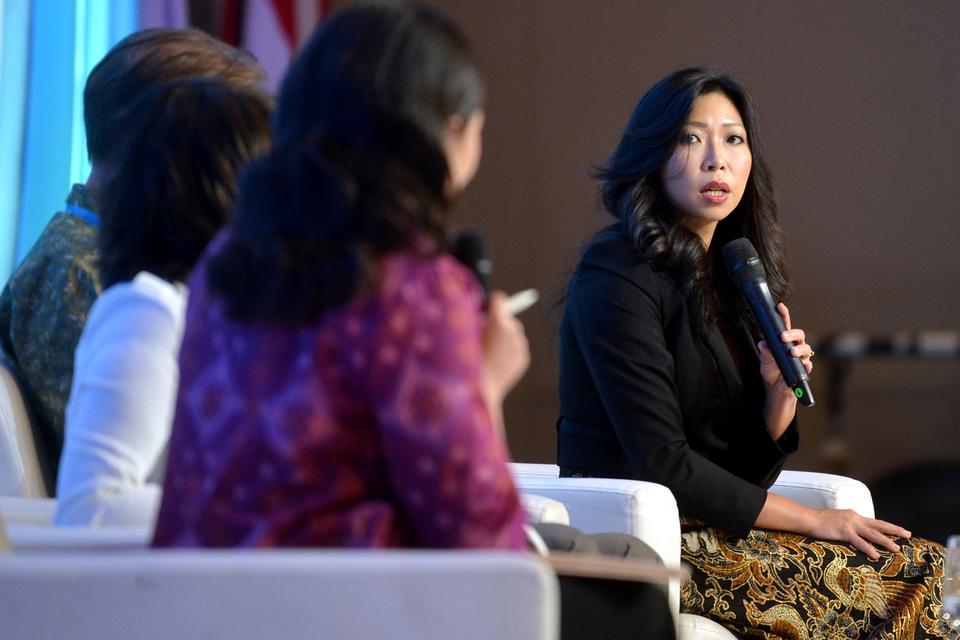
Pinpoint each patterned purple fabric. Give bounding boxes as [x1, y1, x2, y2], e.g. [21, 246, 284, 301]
[153, 247, 527, 550]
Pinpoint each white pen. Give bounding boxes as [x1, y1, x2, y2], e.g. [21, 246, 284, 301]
[504, 288, 539, 316]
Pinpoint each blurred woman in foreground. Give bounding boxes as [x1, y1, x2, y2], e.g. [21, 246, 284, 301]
[153, 1, 529, 550]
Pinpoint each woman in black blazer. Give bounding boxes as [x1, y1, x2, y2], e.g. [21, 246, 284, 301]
[558, 67, 949, 639]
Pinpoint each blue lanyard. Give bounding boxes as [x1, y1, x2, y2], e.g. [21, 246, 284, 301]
[65, 204, 99, 226]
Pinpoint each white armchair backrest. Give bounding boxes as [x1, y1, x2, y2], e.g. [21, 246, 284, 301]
[0, 550, 560, 640]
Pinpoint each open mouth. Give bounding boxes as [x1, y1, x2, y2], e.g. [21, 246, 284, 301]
[699, 181, 730, 203]
[700, 181, 730, 195]
[699, 182, 730, 204]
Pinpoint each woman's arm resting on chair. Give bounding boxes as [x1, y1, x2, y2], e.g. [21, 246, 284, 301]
[755, 491, 910, 561]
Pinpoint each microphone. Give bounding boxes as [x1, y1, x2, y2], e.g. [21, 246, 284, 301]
[450, 230, 492, 296]
[450, 231, 540, 316]
[722, 238, 815, 407]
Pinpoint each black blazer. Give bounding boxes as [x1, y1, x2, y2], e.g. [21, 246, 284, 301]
[557, 227, 798, 537]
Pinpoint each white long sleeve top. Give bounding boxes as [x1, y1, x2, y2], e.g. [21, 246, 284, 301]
[55, 271, 186, 527]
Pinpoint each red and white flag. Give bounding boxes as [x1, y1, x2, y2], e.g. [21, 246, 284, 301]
[225, 0, 328, 93]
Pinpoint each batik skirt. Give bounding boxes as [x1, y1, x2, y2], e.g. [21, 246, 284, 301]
[679, 520, 956, 639]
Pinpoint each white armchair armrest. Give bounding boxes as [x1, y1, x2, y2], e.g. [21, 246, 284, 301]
[770, 470, 875, 518]
[510, 464, 679, 563]
[510, 463, 683, 627]
[520, 493, 570, 526]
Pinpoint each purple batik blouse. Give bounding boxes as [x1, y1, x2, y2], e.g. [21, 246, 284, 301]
[152, 242, 527, 550]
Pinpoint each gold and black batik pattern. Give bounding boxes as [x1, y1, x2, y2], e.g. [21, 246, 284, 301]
[680, 520, 957, 639]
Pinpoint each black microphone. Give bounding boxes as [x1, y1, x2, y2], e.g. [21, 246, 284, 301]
[449, 230, 492, 297]
[722, 238, 814, 407]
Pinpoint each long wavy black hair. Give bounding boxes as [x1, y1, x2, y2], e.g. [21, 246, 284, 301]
[206, 1, 484, 324]
[594, 67, 790, 332]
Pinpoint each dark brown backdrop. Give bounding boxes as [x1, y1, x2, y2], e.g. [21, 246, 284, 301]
[334, 1, 960, 484]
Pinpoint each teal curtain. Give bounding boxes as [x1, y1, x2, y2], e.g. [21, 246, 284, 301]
[0, 0, 31, 284]
[0, 0, 137, 284]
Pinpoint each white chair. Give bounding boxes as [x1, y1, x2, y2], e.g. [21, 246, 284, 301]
[0, 361, 45, 498]
[510, 463, 876, 640]
[0, 549, 560, 640]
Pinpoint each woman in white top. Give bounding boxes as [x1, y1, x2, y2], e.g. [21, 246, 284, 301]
[55, 78, 271, 526]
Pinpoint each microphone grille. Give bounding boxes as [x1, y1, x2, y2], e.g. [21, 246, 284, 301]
[450, 230, 491, 291]
[722, 238, 765, 286]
